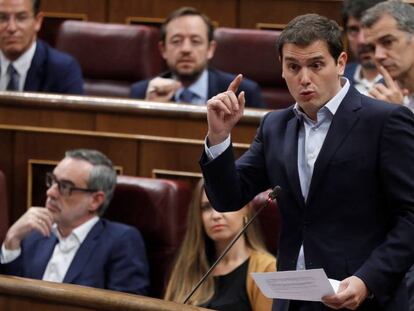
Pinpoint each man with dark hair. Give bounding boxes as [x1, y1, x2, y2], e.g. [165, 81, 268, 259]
[362, 0, 414, 112]
[130, 6, 264, 108]
[201, 13, 414, 311]
[0, 0, 83, 94]
[341, 0, 385, 95]
[0, 149, 149, 295]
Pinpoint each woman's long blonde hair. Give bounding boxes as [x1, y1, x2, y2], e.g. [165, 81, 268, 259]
[164, 178, 269, 305]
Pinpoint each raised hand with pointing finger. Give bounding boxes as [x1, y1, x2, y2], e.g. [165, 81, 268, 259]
[206, 74, 245, 146]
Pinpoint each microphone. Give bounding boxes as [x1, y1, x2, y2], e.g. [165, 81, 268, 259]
[183, 185, 281, 304]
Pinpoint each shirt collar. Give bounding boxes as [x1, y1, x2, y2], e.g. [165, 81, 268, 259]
[52, 216, 99, 244]
[0, 41, 36, 77]
[293, 77, 350, 121]
[175, 69, 208, 102]
[353, 64, 383, 84]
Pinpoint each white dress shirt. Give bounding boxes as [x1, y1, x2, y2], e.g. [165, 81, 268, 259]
[0, 41, 37, 91]
[351, 64, 383, 96]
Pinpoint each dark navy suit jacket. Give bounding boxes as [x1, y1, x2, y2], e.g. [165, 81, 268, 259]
[201, 87, 414, 310]
[0, 219, 149, 295]
[23, 40, 84, 94]
[130, 68, 265, 108]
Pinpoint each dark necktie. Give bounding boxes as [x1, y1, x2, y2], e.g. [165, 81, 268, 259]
[6, 64, 19, 91]
[179, 88, 195, 103]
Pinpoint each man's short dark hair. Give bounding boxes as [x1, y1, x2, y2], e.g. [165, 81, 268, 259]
[277, 14, 343, 62]
[160, 6, 214, 43]
[341, 0, 385, 29]
[361, 0, 414, 34]
[65, 149, 117, 216]
[32, 0, 41, 16]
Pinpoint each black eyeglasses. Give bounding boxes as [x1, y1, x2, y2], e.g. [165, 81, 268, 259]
[45, 172, 97, 197]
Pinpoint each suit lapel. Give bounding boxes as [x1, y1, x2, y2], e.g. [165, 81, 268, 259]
[25, 41, 46, 91]
[307, 88, 362, 204]
[284, 114, 305, 209]
[29, 234, 58, 279]
[63, 220, 103, 283]
[207, 68, 220, 98]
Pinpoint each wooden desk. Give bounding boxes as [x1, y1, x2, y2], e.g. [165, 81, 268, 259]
[0, 274, 212, 311]
[0, 92, 268, 223]
[0, 92, 266, 143]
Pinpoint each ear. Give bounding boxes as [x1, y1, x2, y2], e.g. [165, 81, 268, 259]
[34, 12, 44, 33]
[159, 41, 167, 60]
[337, 52, 348, 76]
[206, 40, 217, 60]
[280, 56, 286, 79]
[89, 191, 105, 213]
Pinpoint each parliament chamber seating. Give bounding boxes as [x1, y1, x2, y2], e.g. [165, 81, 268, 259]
[55, 21, 165, 98]
[211, 28, 294, 110]
[103, 176, 193, 298]
[251, 189, 282, 256]
[0, 170, 8, 242]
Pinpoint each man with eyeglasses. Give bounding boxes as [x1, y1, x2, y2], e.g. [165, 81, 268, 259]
[0, 0, 83, 94]
[341, 0, 385, 96]
[0, 149, 150, 295]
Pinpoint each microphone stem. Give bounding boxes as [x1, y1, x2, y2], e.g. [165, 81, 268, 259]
[183, 196, 274, 304]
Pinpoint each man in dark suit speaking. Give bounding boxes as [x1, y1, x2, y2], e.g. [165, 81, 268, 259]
[0, 149, 149, 295]
[0, 0, 83, 94]
[130, 6, 264, 108]
[200, 13, 414, 310]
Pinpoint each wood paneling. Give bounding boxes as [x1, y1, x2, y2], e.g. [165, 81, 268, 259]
[108, 0, 238, 27]
[0, 92, 264, 143]
[0, 126, 250, 223]
[0, 92, 260, 224]
[0, 275, 213, 311]
[40, 0, 107, 22]
[239, 0, 343, 29]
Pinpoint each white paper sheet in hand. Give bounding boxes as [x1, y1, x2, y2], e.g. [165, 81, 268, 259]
[251, 268, 340, 301]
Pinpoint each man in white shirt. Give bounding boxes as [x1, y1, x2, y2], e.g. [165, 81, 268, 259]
[361, 1, 414, 112]
[0, 149, 149, 295]
[200, 13, 414, 311]
[0, 0, 83, 94]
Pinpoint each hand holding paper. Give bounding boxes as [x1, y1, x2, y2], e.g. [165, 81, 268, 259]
[251, 269, 339, 302]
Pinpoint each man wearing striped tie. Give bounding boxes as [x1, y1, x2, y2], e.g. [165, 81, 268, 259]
[0, 0, 83, 94]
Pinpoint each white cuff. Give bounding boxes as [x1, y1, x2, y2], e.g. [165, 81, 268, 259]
[204, 135, 231, 160]
[1, 243, 21, 264]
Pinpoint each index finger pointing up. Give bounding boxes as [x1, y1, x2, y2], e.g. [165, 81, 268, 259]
[378, 65, 397, 88]
[227, 74, 243, 93]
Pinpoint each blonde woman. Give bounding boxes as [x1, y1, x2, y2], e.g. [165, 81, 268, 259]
[164, 179, 276, 311]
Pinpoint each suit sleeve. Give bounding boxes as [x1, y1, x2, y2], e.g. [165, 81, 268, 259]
[200, 114, 271, 212]
[58, 57, 84, 95]
[130, 80, 150, 99]
[354, 106, 414, 302]
[106, 227, 150, 295]
[240, 79, 265, 109]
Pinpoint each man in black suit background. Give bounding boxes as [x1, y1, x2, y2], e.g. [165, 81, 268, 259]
[130, 6, 264, 108]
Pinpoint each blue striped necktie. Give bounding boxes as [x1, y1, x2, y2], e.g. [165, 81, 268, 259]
[179, 88, 195, 103]
[6, 64, 19, 91]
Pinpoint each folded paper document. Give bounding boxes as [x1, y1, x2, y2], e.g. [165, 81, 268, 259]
[251, 268, 340, 301]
